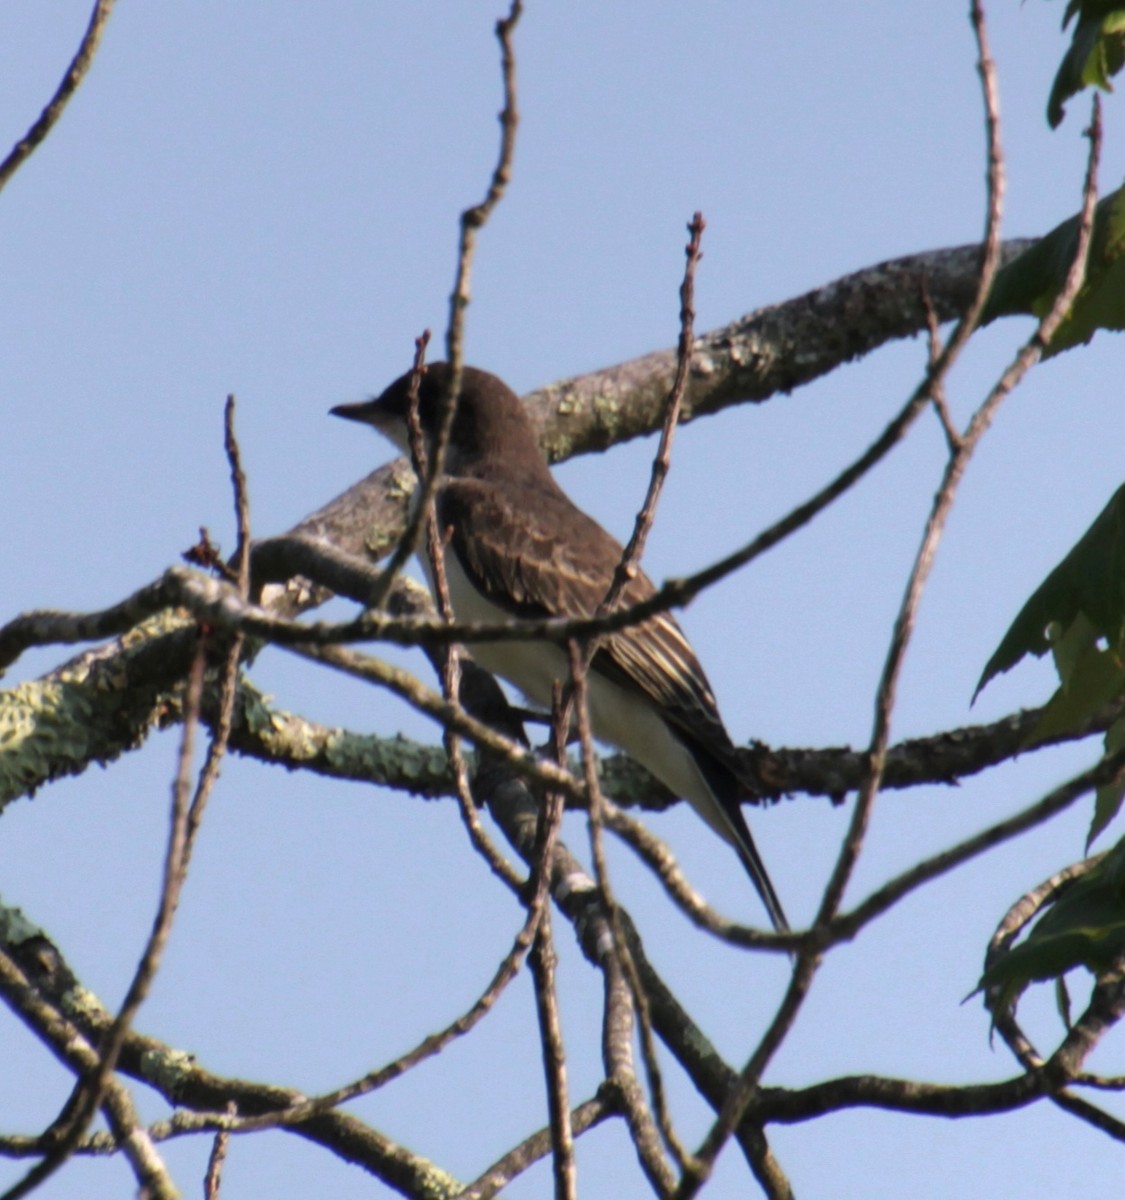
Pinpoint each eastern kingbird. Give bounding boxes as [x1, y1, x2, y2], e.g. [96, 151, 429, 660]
[332, 363, 788, 934]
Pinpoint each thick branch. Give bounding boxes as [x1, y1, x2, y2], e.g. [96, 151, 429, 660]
[0, 238, 1046, 817]
[292, 240, 1034, 568]
[0, 915, 464, 1199]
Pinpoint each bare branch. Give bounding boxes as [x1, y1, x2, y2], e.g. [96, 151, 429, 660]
[568, 643, 679, 1197]
[445, 0, 522, 367]
[455, 1095, 612, 1200]
[1, 640, 208, 1200]
[217, 907, 545, 1132]
[203, 1103, 236, 1200]
[529, 910, 576, 1200]
[0, 912, 465, 1197]
[528, 240, 1033, 465]
[291, 640, 576, 795]
[834, 760, 1118, 944]
[604, 212, 705, 609]
[0, 0, 117, 194]
[0, 941, 178, 1200]
[288, 238, 1034, 589]
[17, 398, 259, 1193]
[676, 5, 1027, 1187]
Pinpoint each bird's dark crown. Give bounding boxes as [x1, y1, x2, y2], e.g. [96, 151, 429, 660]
[370, 362, 543, 469]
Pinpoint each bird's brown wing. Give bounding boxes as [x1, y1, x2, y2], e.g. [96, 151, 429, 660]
[439, 474, 791, 937]
[437, 475, 739, 767]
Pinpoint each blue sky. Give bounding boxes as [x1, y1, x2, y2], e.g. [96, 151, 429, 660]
[2, 3, 1124, 1197]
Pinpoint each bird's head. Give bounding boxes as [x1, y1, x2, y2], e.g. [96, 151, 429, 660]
[331, 362, 541, 472]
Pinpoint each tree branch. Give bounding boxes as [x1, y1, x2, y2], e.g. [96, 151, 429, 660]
[0, 0, 117, 194]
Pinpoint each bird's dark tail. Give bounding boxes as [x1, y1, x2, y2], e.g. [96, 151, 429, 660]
[690, 748, 790, 937]
[727, 807, 790, 937]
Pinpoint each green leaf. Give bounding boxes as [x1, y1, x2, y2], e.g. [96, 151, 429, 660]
[1030, 615, 1125, 744]
[1055, 974, 1073, 1027]
[982, 185, 1125, 356]
[1090, 715, 1125, 845]
[1051, 610, 1104, 689]
[978, 845, 1125, 1015]
[1047, 5, 1125, 127]
[976, 481, 1125, 697]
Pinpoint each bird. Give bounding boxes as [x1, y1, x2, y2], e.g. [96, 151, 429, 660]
[331, 362, 788, 934]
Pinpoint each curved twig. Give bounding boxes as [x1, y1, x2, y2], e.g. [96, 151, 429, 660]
[0, 0, 117, 194]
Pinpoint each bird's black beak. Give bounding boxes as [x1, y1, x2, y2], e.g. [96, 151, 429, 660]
[329, 399, 379, 425]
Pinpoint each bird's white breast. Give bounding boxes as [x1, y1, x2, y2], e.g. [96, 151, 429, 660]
[426, 544, 737, 847]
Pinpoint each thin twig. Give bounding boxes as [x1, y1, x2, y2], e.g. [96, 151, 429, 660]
[568, 643, 678, 1197]
[391, 4, 526, 896]
[455, 1095, 612, 1200]
[603, 212, 705, 610]
[185, 399, 251, 855]
[546, 217, 708, 1184]
[421, 0, 523, 641]
[445, 0, 522, 370]
[817, 0, 1011, 932]
[209, 905, 546, 1132]
[920, 276, 961, 452]
[676, 7, 1020, 1189]
[1052, 1089, 1125, 1142]
[203, 1102, 236, 1200]
[524, 687, 577, 1199]
[832, 761, 1116, 945]
[363, 331, 433, 613]
[0, 0, 117, 193]
[529, 907, 576, 1200]
[1, 400, 257, 1198]
[226, 396, 252, 596]
[287, 640, 581, 805]
[603, 803, 788, 952]
[398, 335, 527, 895]
[0, 641, 207, 1200]
[1073, 1072, 1125, 1092]
[623, 933, 695, 1178]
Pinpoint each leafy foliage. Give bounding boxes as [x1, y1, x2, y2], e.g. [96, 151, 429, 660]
[977, 483, 1125, 693]
[977, 842, 1125, 1016]
[977, 482, 1125, 839]
[1046, 1, 1125, 128]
